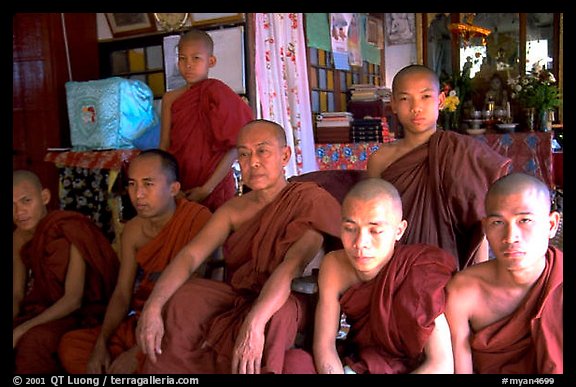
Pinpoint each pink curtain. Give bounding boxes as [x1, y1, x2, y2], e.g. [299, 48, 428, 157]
[255, 13, 318, 177]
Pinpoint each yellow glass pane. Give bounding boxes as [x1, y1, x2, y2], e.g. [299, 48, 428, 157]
[346, 72, 352, 88]
[340, 93, 347, 110]
[148, 72, 165, 98]
[128, 48, 145, 73]
[309, 68, 318, 89]
[318, 49, 326, 67]
[327, 70, 334, 90]
[320, 91, 328, 112]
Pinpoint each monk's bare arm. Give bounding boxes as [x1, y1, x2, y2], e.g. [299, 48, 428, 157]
[13, 244, 86, 347]
[313, 252, 347, 374]
[137, 206, 232, 361]
[159, 88, 184, 150]
[87, 219, 140, 372]
[231, 229, 324, 374]
[411, 313, 454, 374]
[13, 231, 27, 320]
[186, 148, 238, 202]
[445, 272, 476, 374]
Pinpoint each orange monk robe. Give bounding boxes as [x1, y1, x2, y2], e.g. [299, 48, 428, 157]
[381, 130, 511, 270]
[141, 181, 342, 374]
[283, 244, 456, 374]
[471, 246, 563, 374]
[14, 210, 119, 374]
[169, 78, 254, 212]
[58, 199, 212, 374]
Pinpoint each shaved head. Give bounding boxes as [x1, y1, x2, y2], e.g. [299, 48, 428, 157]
[240, 119, 287, 147]
[392, 64, 440, 95]
[344, 178, 403, 220]
[486, 173, 551, 213]
[13, 170, 43, 191]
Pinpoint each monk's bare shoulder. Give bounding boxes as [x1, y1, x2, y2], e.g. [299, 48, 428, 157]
[367, 140, 406, 176]
[448, 260, 496, 297]
[162, 86, 187, 106]
[321, 250, 360, 295]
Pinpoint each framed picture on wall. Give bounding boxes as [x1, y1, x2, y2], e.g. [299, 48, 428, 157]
[385, 13, 416, 45]
[105, 13, 157, 38]
[190, 13, 245, 27]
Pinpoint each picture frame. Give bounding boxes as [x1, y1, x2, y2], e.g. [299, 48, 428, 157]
[190, 13, 245, 28]
[105, 13, 157, 38]
[366, 15, 384, 49]
[385, 13, 416, 46]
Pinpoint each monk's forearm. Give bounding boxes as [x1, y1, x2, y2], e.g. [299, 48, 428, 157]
[97, 293, 132, 344]
[202, 148, 238, 193]
[314, 348, 344, 374]
[17, 295, 82, 334]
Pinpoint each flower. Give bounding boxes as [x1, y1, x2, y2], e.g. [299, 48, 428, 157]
[442, 90, 460, 112]
[508, 64, 561, 111]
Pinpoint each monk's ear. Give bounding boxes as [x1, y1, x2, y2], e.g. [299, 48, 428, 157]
[209, 55, 217, 68]
[170, 181, 181, 197]
[548, 211, 561, 239]
[281, 145, 292, 166]
[395, 219, 408, 241]
[438, 91, 446, 111]
[41, 188, 51, 206]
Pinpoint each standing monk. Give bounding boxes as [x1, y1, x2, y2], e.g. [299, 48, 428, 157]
[58, 149, 212, 373]
[13, 170, 119, 373]
[367, 64, 511, 269]
[137, 119, 342, 373]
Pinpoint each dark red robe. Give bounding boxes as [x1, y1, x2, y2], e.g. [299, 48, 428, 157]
[381, 130, 511, 269]
[471, 246, 563, 374]
[283, 244, 456, 374]
[14, 210, 119, 374]
[58, 199, 211, 373]
[141, 181, 342, 374]
[168, 78, 253, 212]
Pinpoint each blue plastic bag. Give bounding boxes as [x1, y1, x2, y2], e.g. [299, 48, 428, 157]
[66, 77, 159, 150]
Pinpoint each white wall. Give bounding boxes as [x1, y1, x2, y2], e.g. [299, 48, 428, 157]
[384, 43, 417, 87]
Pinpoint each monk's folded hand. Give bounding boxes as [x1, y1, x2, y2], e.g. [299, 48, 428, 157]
[231, 324, 265, 374]
[86, 341, 111, 374]
[107, 346, 140, 374]
[136, 308, 164, 363]
[185, 186, 211, 203]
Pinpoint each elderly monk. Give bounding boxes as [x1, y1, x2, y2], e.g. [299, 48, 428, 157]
[367, 64, 511, 270]
[283, 178, 456, 374]
[13, 170, 119, 374]
[446, 173, 563, 374]
[137, 119, 342, 374]
[58, 149, 212, 374]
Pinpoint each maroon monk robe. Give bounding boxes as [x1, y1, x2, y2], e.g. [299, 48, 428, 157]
[283, 244, 456, 374]
[141, 181, 342, 374]
[14, 210, 119, 374]
[168, 78, 254, 212]
[58, 199, 211, 374]
[381, 130, 511, 270]
[471, 246, 563, 374]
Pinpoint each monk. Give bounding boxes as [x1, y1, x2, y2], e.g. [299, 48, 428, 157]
[136, 119, 342, 374]
[367, 64, 511, 270]
[13, 170, 119, 374]
[446, 173, 563, 374]
[160, 28, 254, 212]
[58, 149, 212, 374]
[283, 178, 456, 374]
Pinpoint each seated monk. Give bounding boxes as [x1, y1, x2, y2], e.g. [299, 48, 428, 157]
[367, 64, 511, 270]
[58, 149, 212, 374]
[13, 170, 119, 374]
[283, 178, 457, 374]
[136, 119, 342, 374]
[446, 173, 563, 374]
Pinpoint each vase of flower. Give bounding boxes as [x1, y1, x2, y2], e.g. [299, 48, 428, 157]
[523, 107, 536, 132]
[539, 109, 554, 132]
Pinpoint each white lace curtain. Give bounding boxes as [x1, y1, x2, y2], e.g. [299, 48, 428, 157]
[254, 13, 318, 177]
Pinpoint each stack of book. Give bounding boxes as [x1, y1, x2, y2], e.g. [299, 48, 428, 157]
[315, 112, 353, 143]
[351, 118, 384, 143]
[349, 84, 391, 102]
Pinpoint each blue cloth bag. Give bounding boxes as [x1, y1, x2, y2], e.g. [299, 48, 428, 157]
[66, 77, 159, 150]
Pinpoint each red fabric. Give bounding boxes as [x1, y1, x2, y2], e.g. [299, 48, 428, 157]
[14, 210, 119, 373]
[142, 182, 342, 374]
[168, 78, 253, 211]
[381, 130, 511, 270]
[58, 199, 211, 374]
[471, 247, 563, 374]
[282, 244, 456, 374]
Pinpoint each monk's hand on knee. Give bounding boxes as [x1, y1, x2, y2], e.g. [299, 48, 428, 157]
[231, 327, 264, 374]
[136, 312, 164, 363]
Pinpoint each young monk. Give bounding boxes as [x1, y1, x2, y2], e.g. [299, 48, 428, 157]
[136, 119, 342, 374]
[446, 173, 562, 374]
[160, 28, 254, 212]
[13, 170, 119, 373]
[283, 178, 456, 374]
[58, 149, 212, 374]
[367, 64, 511, 270]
